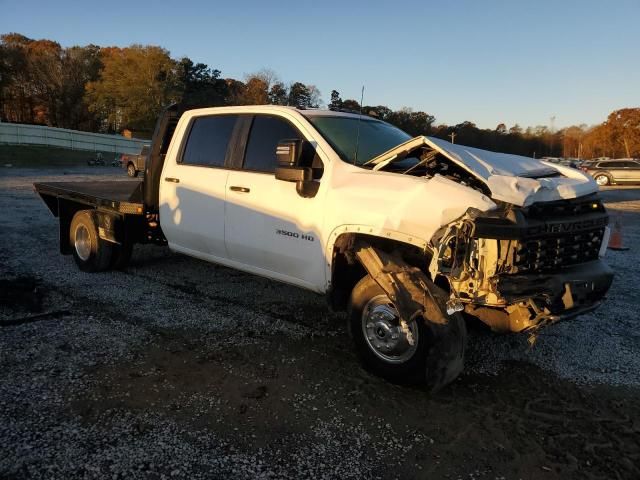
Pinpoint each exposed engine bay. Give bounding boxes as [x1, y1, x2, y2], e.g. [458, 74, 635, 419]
[428, 196, 613, 334]
[375, 147, 491, 195]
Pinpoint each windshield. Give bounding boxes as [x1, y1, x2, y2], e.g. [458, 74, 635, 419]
[305, 115, 411, 165]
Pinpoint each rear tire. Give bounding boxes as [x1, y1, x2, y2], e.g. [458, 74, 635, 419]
[69, 210, 113, 272]
[594, 174, 611, 186]
[348, 275, 466, 390]
[127, 163, 138, 177]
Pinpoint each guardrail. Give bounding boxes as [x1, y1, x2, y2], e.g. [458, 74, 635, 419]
[0, 122, 147, 154]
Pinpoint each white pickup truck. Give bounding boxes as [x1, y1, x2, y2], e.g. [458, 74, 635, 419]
[35, 105, 613, 390]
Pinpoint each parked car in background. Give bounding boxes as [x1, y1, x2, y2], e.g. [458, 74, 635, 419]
[581, 158, 640, 186]
[121, 145, 150, 177]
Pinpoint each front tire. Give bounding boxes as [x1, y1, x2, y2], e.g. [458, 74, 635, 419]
[127, 163, 138, 177]
[70, 210, 113, 272]
[348, 275, 466, 390]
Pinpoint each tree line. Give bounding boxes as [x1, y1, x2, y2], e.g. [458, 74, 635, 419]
[1, 33, 638, 158]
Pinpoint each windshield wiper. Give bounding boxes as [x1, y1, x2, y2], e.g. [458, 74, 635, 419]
[362, 136, 425, 167]
[371, 155, 397, 171]
[400, 150, 437, 175]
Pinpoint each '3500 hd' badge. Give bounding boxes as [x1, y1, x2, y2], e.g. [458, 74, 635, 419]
[276, 229, 314, 241]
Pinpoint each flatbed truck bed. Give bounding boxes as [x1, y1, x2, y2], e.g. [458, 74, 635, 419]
[34, 181, 145, 216]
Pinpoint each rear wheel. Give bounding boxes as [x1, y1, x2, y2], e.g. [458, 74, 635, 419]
[70, 210, 113, 272]
[127, 163, 138, 177]
[348, 275, 466, 390]
[594, 174, 610, 186]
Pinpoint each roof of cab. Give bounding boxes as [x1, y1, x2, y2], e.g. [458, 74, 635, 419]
[183, 104, 375, 120]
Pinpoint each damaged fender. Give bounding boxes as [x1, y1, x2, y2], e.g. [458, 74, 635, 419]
[353, 241, 466, 390]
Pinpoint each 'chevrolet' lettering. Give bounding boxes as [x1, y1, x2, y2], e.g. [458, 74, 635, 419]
[526, 217, 608, 236]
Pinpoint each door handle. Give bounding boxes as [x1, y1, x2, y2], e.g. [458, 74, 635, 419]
[229, 186, 250, 193]
[165, 177, 180, 183]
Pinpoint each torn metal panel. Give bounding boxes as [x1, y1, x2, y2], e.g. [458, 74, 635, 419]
[428, 202, 614, 333]
[354, 243, 449, 327]
[486, 171, 598, 207]
[323, 168, 497, 263]
[353, 241, 466, 391]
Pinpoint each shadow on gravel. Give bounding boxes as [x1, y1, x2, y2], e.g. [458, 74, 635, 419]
[72, 331, 640, 480]
[0, 276, 44, 312]
[0, 276, 70, 326]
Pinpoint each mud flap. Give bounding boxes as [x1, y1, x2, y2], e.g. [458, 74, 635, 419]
[355, 243, 466, 391]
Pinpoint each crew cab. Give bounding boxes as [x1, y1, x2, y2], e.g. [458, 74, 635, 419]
[34, 105, 614, 391]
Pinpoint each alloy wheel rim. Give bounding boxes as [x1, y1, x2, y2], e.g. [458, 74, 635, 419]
[361, 294, 419, 364]
[74, 224, 91, 261]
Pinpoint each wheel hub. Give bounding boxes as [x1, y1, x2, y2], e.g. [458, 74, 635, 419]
[362, 295, 419, 364]
[74, 224, 91, 261]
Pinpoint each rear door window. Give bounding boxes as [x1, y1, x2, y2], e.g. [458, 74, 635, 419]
[182, 115, 238, 167]
[243, 115, 301, 173]
[600, 161, 622, 168]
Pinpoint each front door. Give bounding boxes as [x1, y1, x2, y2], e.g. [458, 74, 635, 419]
[224, 114, 326, 290]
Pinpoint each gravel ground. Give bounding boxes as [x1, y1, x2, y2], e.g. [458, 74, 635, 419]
[1, 166, 639, 479]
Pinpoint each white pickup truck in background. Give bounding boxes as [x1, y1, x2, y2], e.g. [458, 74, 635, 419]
[35, 105, 613, 391]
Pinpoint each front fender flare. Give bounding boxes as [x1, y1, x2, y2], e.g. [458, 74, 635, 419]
[324, 224, 428, 290]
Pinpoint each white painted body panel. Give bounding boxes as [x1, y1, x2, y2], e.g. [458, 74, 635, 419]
[160, 163, 228, 257]
[225, 169, 327, 289]
[158, 105, 589, 295]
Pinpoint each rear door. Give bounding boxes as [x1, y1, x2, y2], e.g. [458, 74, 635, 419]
[609, 161, 635, 181]
[160, 114, 238, 259]
[224, 114, 326, 290]
[624, 161, 640, 181]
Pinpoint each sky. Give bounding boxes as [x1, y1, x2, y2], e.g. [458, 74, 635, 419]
[1, 0, 638, 130]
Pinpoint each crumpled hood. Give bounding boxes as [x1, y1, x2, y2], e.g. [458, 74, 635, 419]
[370, 136, 598, 207]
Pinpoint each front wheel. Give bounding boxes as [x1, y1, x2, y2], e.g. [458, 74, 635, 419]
[127, 163, 138, 177]
[348, 275, 466, 390]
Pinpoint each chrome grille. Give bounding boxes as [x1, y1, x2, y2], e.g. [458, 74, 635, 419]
[514, 227, 605, 272]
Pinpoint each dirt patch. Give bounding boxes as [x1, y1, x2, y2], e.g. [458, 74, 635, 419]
[2, 168, 640, 479]
[72, 333, 640, 480]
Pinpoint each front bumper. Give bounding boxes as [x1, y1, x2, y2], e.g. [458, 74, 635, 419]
[497, 259, 614, 306]
[465, 259, 613, 333]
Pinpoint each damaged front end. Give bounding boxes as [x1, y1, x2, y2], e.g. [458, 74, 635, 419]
[429, 194, 614, 333]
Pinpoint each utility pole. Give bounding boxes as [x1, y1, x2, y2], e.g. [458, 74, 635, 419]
[549, 115, 556, 155]
[449, 132, 456, 144]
